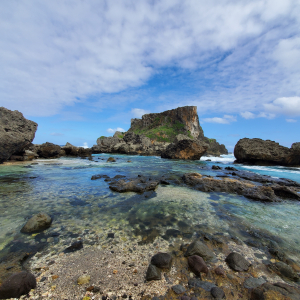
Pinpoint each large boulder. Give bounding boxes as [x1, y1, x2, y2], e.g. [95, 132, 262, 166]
[234, 138, 300, 166]
[0, 271, 36, 299]
[0, 107, 38, 163]
[161, 136, 208, 160]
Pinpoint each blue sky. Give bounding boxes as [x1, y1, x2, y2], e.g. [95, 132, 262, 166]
[1, 1, 300, 151]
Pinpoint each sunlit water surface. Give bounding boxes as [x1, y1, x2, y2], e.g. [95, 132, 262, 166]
[0, 154, 300, 261]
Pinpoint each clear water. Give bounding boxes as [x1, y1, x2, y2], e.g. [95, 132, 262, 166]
[0, 154, 300, 261]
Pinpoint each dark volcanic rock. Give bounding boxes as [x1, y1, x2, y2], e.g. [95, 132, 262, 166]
[188, 255, 208, 276]
[211, 286, 225, 299]
[161, 137, 208, 160]
[271, 261, 299, 282]
[0, 271, 36, 299]
[184, 240, 215, 261]
[109, 176, 159, 193]
[0, 107, 38, 163]
[225, 252, 250, 272]
[171, 284, 186, 294]
[234, 138, 300, 166]
[91, 174, 110, 180]
[20, 213, 52, 233]
[62, 142, 92, 157]
[36, 142, 62, 158]
[251, 282, 300, 300]
[64, 241, 83, 253]
[182, 173, 278, 202]
[188, 278, 216, 291]
[145, 264, 161, 281]
[151, 253, 173, 269]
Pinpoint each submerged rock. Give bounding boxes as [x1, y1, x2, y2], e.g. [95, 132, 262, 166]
[64, 241, 83, 253]
[182, 172, 278, 202]
[107, 157, 116, 162]
[0, 271, 36, 299]
[109, 176, 159, 193]
[270, 261, 299, 282]
[251, 282, 300, 300]
[20, 213, 52, 233]
[211, 286, 225, 299]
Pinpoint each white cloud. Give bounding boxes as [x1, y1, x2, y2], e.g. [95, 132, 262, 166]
[107, 127, 125, 134]
[0, 1, 299, 117]
[240, 111, 276, 119]
[264, 97, 300, 116]
[286, 118, 297, 123]
[201, 115, 236, 124]
[131, 108, 150, 118]
[240, 111, 256, 119]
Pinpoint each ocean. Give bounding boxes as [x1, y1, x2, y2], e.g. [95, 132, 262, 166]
[0, 154, 300, 263]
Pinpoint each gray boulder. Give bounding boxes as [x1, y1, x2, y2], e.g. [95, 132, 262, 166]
[151, 253, 173, 269]
[184, 240, 216, 261]
[0, 107, 37, 163]
[20, 213, 52, 233]
[145, 264, 161, 281]
[0, 271, 36, 299]
[225, 252, 250, 272]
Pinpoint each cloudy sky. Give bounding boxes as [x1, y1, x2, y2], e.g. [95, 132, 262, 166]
[1, 0, 299, 151]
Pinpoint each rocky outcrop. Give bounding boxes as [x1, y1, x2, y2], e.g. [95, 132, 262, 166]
[93, 107, 228, 157]
[129, 106, 204, 141]
[234, 138, 300, 166]
[62, 142, 92, 157]
[35, 142, 63, 158]
[161, 135, 208, 160]
[203, 137, 228, 156]
[94, 132, 169, 156]
[0, 107, 38, 163]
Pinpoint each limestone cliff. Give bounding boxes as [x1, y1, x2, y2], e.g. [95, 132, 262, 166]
[128, 106, 204, 143]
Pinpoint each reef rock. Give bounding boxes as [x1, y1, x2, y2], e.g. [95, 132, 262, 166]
[234, 138, 300, 166]
[20, 213, 52, 233]
[35, 142, 62, 158]
[62, 142, 92, 157]
[0, 107, 38, 163]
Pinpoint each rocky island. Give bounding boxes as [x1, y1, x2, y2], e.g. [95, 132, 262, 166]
[93, 106, 227, 159]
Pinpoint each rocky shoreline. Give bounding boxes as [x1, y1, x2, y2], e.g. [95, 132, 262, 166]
[2, 225, 300, 300]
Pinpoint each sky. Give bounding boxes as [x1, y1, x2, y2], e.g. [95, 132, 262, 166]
[1, 0, 300, 152]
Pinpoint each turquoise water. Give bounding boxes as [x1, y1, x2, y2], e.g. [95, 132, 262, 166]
[0, 154, 300, 262]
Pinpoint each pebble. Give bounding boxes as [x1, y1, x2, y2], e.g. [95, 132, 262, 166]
[171, 284, 186, 294]
[77, 274, 91, 285]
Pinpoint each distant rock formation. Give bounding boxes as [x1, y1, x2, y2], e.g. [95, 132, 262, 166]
[234, 138, 300, 166]
[0, 107, 38, 163]
[93, 106, 227, 157]
[128, 106, 204, 142]
[93, 131, 169, 156]
[203, 137, 228, 156]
